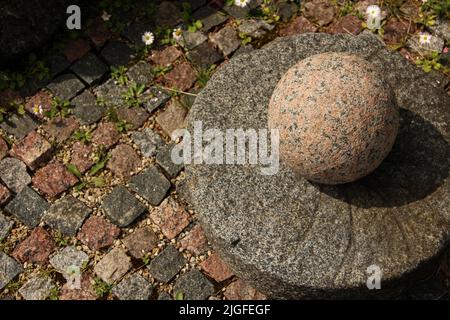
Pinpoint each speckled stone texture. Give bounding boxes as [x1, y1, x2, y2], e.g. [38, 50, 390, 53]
[268, 52, 399, 184]
[185, 32, 450, 299]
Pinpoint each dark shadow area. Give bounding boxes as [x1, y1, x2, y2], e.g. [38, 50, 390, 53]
[314, 108, 450, 208]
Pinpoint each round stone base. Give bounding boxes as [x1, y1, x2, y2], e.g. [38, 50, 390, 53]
[185, 32, 450, 299]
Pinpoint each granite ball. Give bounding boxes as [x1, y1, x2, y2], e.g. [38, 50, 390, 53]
[268, 52, 399, 184]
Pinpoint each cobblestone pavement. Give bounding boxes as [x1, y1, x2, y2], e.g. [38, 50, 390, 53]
[0, 0, 449, 300]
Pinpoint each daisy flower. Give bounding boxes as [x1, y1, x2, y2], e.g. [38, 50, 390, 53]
[142, 31, 155, 46]
[418, 32, 432, 45]
[33, 104, 43, 115]
[366, 5, 381, 30]
[101, 11, 111, 22]
[235, 0, 250, 8]
[173, 28, 183, 41]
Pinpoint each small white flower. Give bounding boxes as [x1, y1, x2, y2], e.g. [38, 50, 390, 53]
[101, 11, 111, 21]
[421, 0, 428, 3]
[142, 31, 155, 46]
[235, 0, 250, 7]
[418, 32, 432, 45]
[173, 28, 183, 41]
[33, 104, 43, 115]
[366, 5, 381, 30]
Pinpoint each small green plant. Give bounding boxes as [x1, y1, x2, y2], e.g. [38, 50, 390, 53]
[93, 276, 112, 298]
[116, 119, 132, 133]
[72, 129, 92, 144]
[259, 0, 281, 24]
[54, 232, 69, 247]
[415, 51, 446, 73]
[66, 163, 83, 179]
[89, 149, 110, 176]
[0, 99, 26, 123]
[155, 27, 176, 46]
[111, 66, 129, 86]
[152, 65, 173, 77]
[421, 0, 450, 19]
[48, 287, 60, 300]
[181, 2, 203, 32]
[239, 32, 252, 46]
[122, 82, 146, 108]
[45, 96, 71, 119]
[142, 253, 151, 266]
[174, 291, 184, 300]
[196, 65, 217, 88]
[96, 96, 107, 107]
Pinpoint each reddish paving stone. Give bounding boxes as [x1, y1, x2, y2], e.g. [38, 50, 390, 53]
[0, 137, 9, 160]
[150, 46, 183, 66]
[155, 101, 188, 137]
[64, 38, 91, 63]
[200, 253, 234, 282]
[107, 144, 141, 179]
[92, 122, 120, 149]
[180, 224, 209, 255]
[60, 273, 97, 300]
[162, 62, 197, 91]
[150, 197, 190, 240]
[384, 18, 414, 45]
[32, 162, 78, 198]
[223, 279, 267, 300]
[303, 0, 336, 26]
[42, 116, 80, 143]
[70, 141, 94, 174]
[9, 131, 53, 170]
[77, 216, 120, 251]
[0, 184, 11, 206]
[279, 16, 318, 37]
[116, 107, 149, 130]
[329, 15, 363, 35]
[24, 91, 52, 120]
[87, 18, 112, 47]
[0, 89, 22, 107]
[122, 226, 158, 259]
[12, 227, 56, 264]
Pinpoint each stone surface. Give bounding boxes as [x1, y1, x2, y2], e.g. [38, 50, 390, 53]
[172, 269, 215, 300]
[0, 184, 11, 206]
[156, 101, 188, 137]
[71, 53, 108, 85]
[126, 61, 154, 85]
[0, 113, 38, 140]
[116, 106, 149, 129]
[0, 213, 13, 240]
[154, 1, 183, 28]
[50, 246, 89, 280]
[94, 247, 131, 284]
[428, 18, 450, 43]
[147, 245, 186, 283]
[150, 46, 183, 67]
[92, 122, 120, 148]
[156, 143, 184, 178]
[280, 16, 318, 37]
[303, 0, 336, 26]
[0, 157, 31, 193]
[10, 131, 52, 170]
[210, 25, 240, 57]
[329, 15, 363, 35]
[77, 215, 120, 251]
[64, 38, 90, 63]
[32, 162, 78, 198]
[383, 18, 413, 45]
[178, 31, 208, 50]
[0, 252, 22, 290]
[150, 197, 190, 240]
[43, 195, 92, 237]
[42, 116, 79, 143]
[163, 62, 197, 91]
[131, 128, 164, 157]
[0, 138, 8, 160]
[12, 227, 56, 264]
[24, 90, 52, 120]
[187, 41, 223, 69]
[238, 19, 274, 39]
[102, 185, 146, 227]
[94, 78, 127, 108]
[59, 273, 96, 300]
[101, 41, 134, 67]
[107, 144, 141, 179]
[195, 6, 228, 32]
[71, 90, 105, 125]
[5, 186, 49, 228]
[200, 253, 234, 282]
[223, 280, 266, 300]
[19, 276, 54, 300]
[407, 33, 445, 58]
[70, 142, 94, 174]
[122, 226, 158, 259]
[113, 273, 153, 300]
[142, 87, 171, 113]
[87, 19, 112, 47]
[180, 224, 209, 255]
[186, 32, 450, 298]
[268, 52, 399, 184]
[129, 166, 171, 206]
[47, 74, 85, 101]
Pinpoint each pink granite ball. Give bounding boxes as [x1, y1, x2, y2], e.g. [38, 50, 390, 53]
[268, 52, 399, 184]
